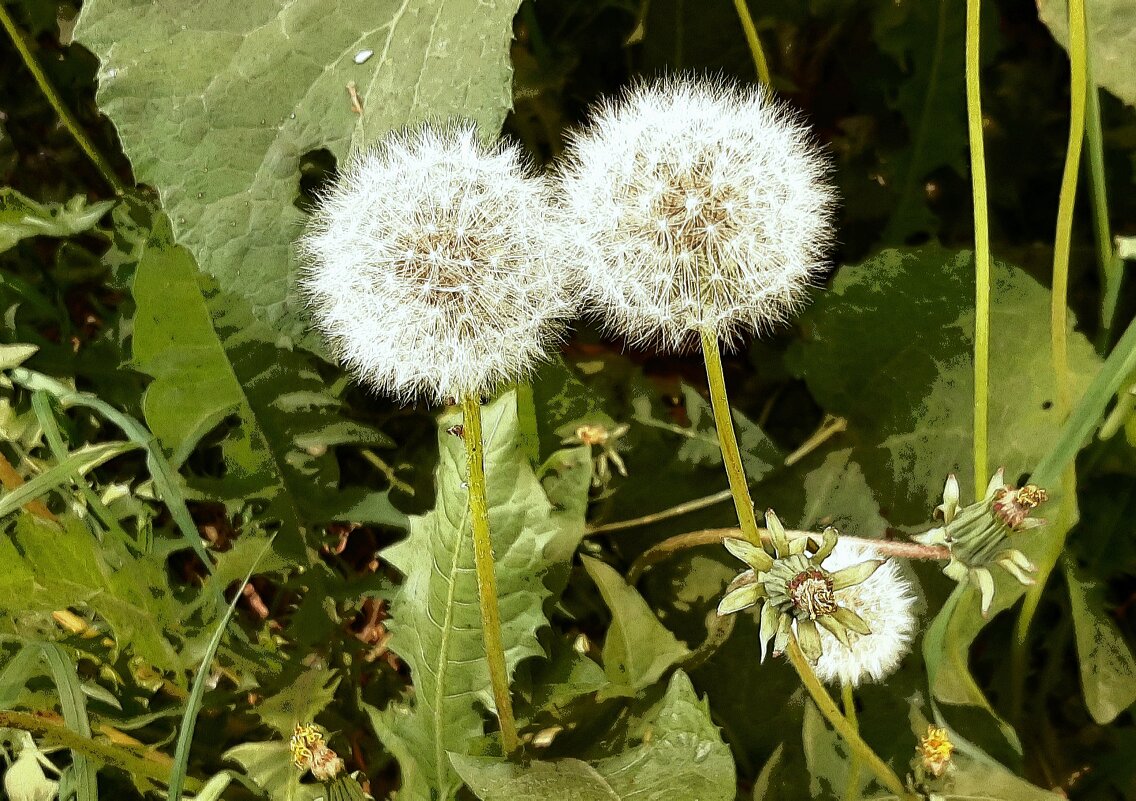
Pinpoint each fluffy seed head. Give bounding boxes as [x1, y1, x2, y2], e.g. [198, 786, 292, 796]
[298, 122, 573, 405]
[556, 75, 836, 351]
[813, 540, 917, 687]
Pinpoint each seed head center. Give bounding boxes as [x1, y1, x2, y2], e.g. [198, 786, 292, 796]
[787, 568, 838, 618]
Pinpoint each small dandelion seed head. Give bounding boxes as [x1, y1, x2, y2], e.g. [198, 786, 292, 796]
[812, 539, 917, 687]
[919, 725, 955, 778]
[298, 121, 575, 405]
[556, 74, 837, 352]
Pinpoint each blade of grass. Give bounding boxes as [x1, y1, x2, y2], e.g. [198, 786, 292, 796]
[9, 367, 212, 568]
[166, 536, 275, 801]
[41, 643, 98, 801]
[0, 440, 138, 517]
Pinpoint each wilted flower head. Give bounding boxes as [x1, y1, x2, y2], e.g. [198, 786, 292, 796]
[812, 539, 917, 686]
[556, 75, 836, 351]
[290, 723, 343, 781]
[918, 725, 955, 779]
[299, 122, 573, 405]
[718, 510, 885, 664]
[915, 470, 1047, 616]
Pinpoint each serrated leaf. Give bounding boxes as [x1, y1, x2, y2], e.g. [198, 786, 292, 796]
[365, 392, 589, 800]
[1064, 559, 1136, 724]
[74, 0, 523, 343]
[130, 215, 403, 558]
[581, 557, 690, 698]
[254, 667, 342, 738]
[222, 741, 322, 801]
[1038, 0, 1136, 106]
[788, 247, 1099, 525]
[0, 189, 114, 253]
[451, 671, 734, 801]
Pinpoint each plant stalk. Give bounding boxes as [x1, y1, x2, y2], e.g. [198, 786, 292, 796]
[1013, 0, 1088, 704]
[731, 0, 772, 86]
[461, 393, 520, 754]
[700, 330, 763, 547]
[965, 0, 992, 498]
[0, 4, 126, 196]
[786, 637, 913, 800]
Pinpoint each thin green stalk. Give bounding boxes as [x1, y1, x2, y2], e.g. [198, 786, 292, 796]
[461, 393, 520, 754]
[1084, 50, 1122, 345]
[0, 4, 125, 196]
[786, 637, 914, 801]
[1013, 0, 1087, 707]
[965, 0, 991, 498]
[731, 0, 771, 86]
[700, 330, 763, 547]
[842, 681, 862, 801]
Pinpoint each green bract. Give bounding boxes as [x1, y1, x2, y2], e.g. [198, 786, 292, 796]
[914, 470, 1048, 615]
[717, 509, 885, 663]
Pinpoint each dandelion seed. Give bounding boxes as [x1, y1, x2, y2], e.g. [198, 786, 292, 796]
[556, 74, 836, 351]
[298, 122, 574, 406]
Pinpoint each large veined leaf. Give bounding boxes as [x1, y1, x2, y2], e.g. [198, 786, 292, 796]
[450, 671, 735, 801]
[364, 393, 590, 800]
[74, 0, 523, 344]
[1064, 559, 1136, 724]
[1038, 0, 1136, 106]
[131, 216, 402, 558]
[788, 247, 1099, 525]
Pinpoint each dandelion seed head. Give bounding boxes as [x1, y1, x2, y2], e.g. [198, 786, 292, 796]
[813, 539, 917, 687]
[298, 122, 574, 405]
[556, 75, 836, 351]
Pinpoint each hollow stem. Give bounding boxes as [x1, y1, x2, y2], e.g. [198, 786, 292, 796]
[1014, 0, 1087, 707]
[965, 0, 991, 498]
[460, 393, 519, 754]
[786, 637, 913, 800]
[700, 330, 763, 547]
[731, 0, 771, 86]
[842, 680, 862, 801]
[0, 4, 126, 196]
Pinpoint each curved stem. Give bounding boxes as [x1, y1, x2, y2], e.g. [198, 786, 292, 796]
[588, 489, 734, 535]
[0, 710, 201, 791]
[731, 0, 771, 86]
[700, 330, 763, 547]
[0, 4, 126, 196]
[627, 527, 948, 584]
[842, 681, 862, 801]
[461, 394, 519, 754]
[786, 637, 914, 800]
[1014, 0, 1088, 708]
[965, 0, 991, 498]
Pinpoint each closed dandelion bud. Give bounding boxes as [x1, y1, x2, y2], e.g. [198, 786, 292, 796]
[718, 510, 885, 666]
[914, 470, 1047, 616]
[298, 123, 574, 405]
[812, 539, 917, 687]
[556, 75, 836, 351]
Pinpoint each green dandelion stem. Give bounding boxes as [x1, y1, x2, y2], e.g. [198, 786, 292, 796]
[461, 393, 520, 754]
[701, 330, 764, 548]
[731, 0, 772, 86]
[786, 637, 914, 801]
[842, 680, 862, 801]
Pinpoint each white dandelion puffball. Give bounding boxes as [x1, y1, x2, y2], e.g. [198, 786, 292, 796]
[814, 539, 917, 687]
[298, 123, 573, 405]
[557, 75, 836, 351]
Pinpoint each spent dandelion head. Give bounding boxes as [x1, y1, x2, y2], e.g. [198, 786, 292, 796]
[298, 122, 575, 405]
[811, 539, 917, 687]
[717, 509, 886, 664]
[556, 74, 837, 352]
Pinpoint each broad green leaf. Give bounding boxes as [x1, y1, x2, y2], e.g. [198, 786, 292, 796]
[0, 189, 114, 253]
[1064, 559, 1136, 724]
[222, 741, 321, 801]
[0, 514, 184, 673]
[1038, 0, 1136, 106]
[581, 556, 690, 697]
[254, 667, 342, 738]
[451, 671, 734, 801]
[789, 247, 1099, 525]
[365, 393, 590, 800]
[130, 216, 402, 558]
[74, 0, 523, 343]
